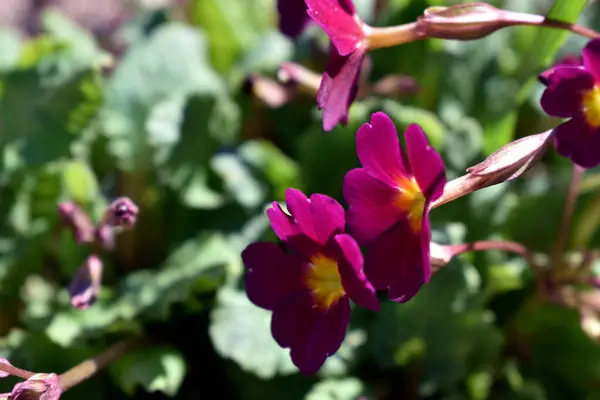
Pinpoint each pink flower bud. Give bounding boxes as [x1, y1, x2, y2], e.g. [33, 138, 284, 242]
[416, 3, 542, 41]
[10, 373, 61, 400]
[103, 197, 138, 228]
[57, 202, 95, 245]
[68, 255, 103, 310]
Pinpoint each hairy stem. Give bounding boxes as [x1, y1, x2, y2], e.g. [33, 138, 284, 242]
[448, 240, 537, 269]
[59, 337, 145, 391]
[0, 363, 35, 380]
[551, 165, 584, 271]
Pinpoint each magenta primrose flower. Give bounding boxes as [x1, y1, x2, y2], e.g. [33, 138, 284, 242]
[539, 38, 600, 168]
[343, 112, 446, 302]
[242, 189, 379, 374]
[305, 0, 368, 131]
[277, 0, 311, 38]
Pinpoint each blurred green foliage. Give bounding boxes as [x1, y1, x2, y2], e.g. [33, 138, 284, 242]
[2, 0, 600, 399]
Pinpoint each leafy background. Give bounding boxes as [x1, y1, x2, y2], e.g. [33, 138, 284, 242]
[0, 0, 600, 398]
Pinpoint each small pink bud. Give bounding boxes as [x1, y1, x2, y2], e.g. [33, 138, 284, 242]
[430, 242, 454, 270]
[94, 224, 115, 250]
[68, 255, 103, 310]
[103, 197, 138, 228]
[243, 73, 295, 108]
[416, 3, 541, 41]
[0, 358, 12, 378]
[10, 373, 61, 400]
[57, 202, 95, 244]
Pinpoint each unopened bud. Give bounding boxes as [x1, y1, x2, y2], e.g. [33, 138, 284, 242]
[277, 63, 321, 96]
[369, 74, 419, 97]
[0, 358, 12, 378]
[57, 202, 95, 244]
[416, 3, 543, 41]
[432, 130, 554, 209]
[10, 373, 61, 400]
[94, 224, 115, 250]
[103, 197, 138, 228]
[581, 308, 600, 341]
[243, 73, 295, 108]
[68, 255, 103, 310]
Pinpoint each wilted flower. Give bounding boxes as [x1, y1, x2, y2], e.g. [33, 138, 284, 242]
[539, 38, 600, 168]
[343, 112, 446, 301]
[242, 188, 379, 374]
[277, 0, 311, 38]
[68, 255, 103, 309]
[10, 373, 61, 400]
[305, 0, 419, 131]
[57, 202, 95, 245]
[103, 197, 138, 228]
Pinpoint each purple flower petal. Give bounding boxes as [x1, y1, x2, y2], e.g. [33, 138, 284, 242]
[343, 168, 405, 245]
[540, 67, 593, 118]
[365, 220, 428, 302]
[333, 233, 379, 311]
[242, 242, 306, 310]
[583, 38, 600, 83]
[305, 0, 364, 56]
[68, 255, 103, 310]
[538, 55, 582, 86]
[284, 189, 345, 246]
[355, 111, 410, 187]
[290, 299, 351, 375]
[404, 123, 446, 201]
[554, 117, 600, 169]
[267, 201, 300, 242]
[318, 46, 364, 131]
[278, 0, 310, 38]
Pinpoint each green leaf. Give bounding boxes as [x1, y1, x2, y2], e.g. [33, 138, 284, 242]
[191, 0, 276, 72]
[0, 70, 100, 166]
[370, 261, 502, 395]
[0, 28, 21, 72]
[101, 23, 226, 170]
[61, 160, 99, 205]
[110, 345, 186, 397]
[306, 378, 364, 400]
[209, 288, 296, 379]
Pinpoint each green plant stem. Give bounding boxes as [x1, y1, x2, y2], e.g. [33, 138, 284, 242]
[0, 363, 35, 380]
[59, 337, 145, 391]
[448, 240, 536, 269]
[551, 165, 585, 271]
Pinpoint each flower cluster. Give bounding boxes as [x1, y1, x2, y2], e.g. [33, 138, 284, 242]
[57, 197, 139, 309]
[242, 112, 445, 373]
[242, 0, 600, 375]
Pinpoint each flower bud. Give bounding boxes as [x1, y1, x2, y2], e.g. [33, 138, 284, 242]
[432, 130, 554, 209]
[277, 63, 321, 96]
[243, 73, 295, 108]
[10, 373, 61, 400]
[416, 3, 541, 41]
[94, 224, 115, 250]
[430, 242, 454, 270]
[57, 202, 95, 244]
[0, 358, 12, 378]
[68, 255, 103, 310]
[103, 197, 138, 228]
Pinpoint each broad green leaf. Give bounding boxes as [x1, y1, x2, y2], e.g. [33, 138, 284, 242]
[101, 23, 225, 170]
[61, 160, 99, 205]
[209, 288, 296, 379]
[110, 345, 186, 397]
[306, 378, 364, 400]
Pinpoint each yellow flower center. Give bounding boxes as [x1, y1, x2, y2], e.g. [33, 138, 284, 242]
[583, 86, 600, 127]
[394, 176, 425, 233]
[305, 254, 345, 310]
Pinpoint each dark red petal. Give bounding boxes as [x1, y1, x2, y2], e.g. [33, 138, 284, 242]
[305, 0, 364, 56]
[554, 117, 600, 169]
[277, 0, 311, 38]
[404, 124, 446, 201]
[290, 299, 351, 375]
[540, 67, 593, 118]
[343, 168, 405, 245]
[583, 38, 600, 83]
[333, 234, 379, 311]
[242, 242, 306, 310]
[355, 111, 410, 187]
[365, 219, 428, 302]
[284, 188, 345, 246]
[317, 46, 364, 131]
